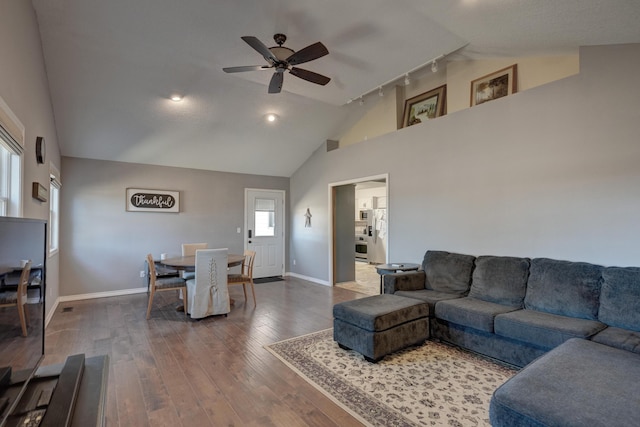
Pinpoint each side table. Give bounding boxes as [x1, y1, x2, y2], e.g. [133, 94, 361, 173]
[375, 263, 420, 294]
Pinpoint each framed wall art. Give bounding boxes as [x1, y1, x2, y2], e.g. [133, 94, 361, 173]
[126, 188, 180, 213]
[470, 64, 518, 107]
[402, 84, 447, 128]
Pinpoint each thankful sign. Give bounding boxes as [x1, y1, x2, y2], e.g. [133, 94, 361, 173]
[126, 188, 180, 213]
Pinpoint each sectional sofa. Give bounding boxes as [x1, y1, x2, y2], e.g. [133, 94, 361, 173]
[383, 250, 640, 426]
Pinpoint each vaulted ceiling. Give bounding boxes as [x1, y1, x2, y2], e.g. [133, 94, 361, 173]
[32, 0, 640, 177]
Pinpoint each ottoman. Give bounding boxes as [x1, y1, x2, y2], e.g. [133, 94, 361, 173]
[333, 294, 429, 362]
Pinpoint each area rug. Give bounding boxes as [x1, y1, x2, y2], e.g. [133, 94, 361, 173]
[265, 329, 517, 427]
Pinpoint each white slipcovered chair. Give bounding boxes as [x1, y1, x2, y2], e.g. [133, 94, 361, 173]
[186, 248, 230, 319]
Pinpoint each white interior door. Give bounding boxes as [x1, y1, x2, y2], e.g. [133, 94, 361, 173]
[245, 189, 285, 278]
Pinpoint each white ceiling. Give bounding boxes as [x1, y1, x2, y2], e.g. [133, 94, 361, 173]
[32, 0, 640, 177]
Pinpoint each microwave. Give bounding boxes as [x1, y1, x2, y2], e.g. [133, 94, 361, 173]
[359, 210, 368, 220]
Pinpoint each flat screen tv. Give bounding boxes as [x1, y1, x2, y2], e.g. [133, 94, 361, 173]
[0, 217, 46, 426]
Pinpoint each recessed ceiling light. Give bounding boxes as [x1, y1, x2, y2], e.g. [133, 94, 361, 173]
[265, 113, 278, 123]
[170, 94, 183, 102]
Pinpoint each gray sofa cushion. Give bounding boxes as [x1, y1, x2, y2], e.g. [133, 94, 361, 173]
[468, 256, 530, 307]
[490, 339, 640, 427]
[524, 258, 603, 320]
[395, 289, 463, 316]
[435, 297, 519, 333]
[422, 250, 475, 295]
[384, 270, 426, 293]
[591, 326, 640, 355]
[599, 266, 640, 331]
[494, 309, 606, 349]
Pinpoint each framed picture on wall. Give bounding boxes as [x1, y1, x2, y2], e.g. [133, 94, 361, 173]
[402, 84, 447, 128]
[470, 64, 518, 107]
[126, 188, 180, 213]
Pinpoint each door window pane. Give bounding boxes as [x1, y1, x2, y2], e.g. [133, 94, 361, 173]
[254, 198, 275, 236]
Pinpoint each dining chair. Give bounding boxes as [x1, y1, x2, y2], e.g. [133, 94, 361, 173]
[186, 248, 230, 319]
[146, 254, 188, 319]
[0, 261, 31, 336]
[227, 250, 257, 307]
[181, 242, 208, 280]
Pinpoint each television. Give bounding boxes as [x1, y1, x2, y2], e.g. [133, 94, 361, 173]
[0, 217, 46, 426]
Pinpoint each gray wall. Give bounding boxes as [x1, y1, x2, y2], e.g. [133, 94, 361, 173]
[0, 0, 62, 319]
[289, 44, 640, 283]
[334, 184, 355, 282]
[60, 157, 288, 296]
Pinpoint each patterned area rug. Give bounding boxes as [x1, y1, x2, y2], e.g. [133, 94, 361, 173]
[265, 329, 517, 427]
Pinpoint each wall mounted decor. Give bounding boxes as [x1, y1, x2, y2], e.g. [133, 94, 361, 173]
[402, 85, 447, 128]
[126, 188, 180, 213]
[35, 136, 45, 164]
[32, 182, 47, 202]
[304, 208, 312, 227]
[470, 64, 518, 107]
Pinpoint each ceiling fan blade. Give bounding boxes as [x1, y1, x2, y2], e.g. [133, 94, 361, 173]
[289, 67, 331, 86]
[268, 72, 284, 94]
[223, 65, 271, 73]
[287, 42, 329, 66]
[241, 36, 278, 63]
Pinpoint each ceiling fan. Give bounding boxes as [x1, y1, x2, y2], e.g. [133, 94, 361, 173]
[223, 34, 331, 94]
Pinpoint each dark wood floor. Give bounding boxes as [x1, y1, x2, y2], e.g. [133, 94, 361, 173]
[43, 277, 368, 427]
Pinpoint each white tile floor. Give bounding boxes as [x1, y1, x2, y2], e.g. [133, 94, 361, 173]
[335, 261, 380, 296]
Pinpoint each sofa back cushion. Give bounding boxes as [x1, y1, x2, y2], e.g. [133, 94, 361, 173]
[422, 251, 475, 295]
[599, 267, 640, 331]
[524, 258, 602, 320]
[468, 256, 530, 307]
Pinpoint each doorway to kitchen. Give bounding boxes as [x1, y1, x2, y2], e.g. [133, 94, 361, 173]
[329, 174, 388, 296]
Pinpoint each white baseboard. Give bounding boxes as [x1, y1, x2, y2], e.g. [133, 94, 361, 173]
[58, 287, 148, 303]
[285, 272, 330, 286]
[45, 298, 60, 328]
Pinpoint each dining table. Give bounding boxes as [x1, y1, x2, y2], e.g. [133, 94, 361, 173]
[158, 253, 245, 270]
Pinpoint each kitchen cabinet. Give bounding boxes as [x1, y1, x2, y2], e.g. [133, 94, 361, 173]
[357, 197, 374, 210]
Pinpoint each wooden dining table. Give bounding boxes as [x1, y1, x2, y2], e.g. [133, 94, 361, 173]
[159, 253, 245, 270]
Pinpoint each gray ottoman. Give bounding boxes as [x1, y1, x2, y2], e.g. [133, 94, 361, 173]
[333, 294, 429, 362]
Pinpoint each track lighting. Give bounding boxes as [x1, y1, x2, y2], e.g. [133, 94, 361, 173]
[344, 50, 456, 105]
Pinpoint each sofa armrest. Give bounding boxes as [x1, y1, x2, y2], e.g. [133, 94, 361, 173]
[384, 271, 426, 294]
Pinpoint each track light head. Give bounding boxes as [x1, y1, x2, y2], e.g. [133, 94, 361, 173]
[431, 60, 438, 73]
[404, 74, 410, 86]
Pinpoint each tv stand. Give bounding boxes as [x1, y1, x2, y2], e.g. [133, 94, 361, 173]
[5, 354, 108, 427]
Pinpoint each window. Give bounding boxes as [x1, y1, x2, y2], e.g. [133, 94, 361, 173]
[0, 131, 22, 217]
[49, 165, 61, 254]
[0, 97, 24, 217]
[254, 198, 275, 237]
